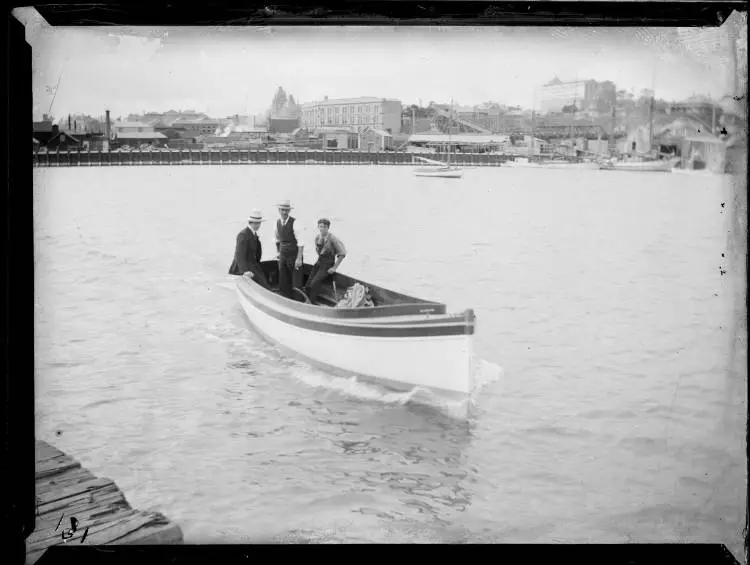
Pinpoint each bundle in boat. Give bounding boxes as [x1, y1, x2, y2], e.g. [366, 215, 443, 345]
[336, 283, 374, 308]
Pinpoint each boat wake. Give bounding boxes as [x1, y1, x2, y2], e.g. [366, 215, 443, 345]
[289, 357, 504, 420]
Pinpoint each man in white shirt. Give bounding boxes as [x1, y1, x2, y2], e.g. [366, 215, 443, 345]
[274, 199, 305, 299]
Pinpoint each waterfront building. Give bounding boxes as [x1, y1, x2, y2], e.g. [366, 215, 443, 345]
[301, 96, 403, 134]
[360, 127, 394, 151]
[407, 133, 512, 153]
[268, 117, 300, 134]
[45, 130, 83, 150]
[540, 77, 595, 114]
[170, 117, 223, 135]
[233, 125, 268, 139]
[540, 77, 616, 115]
[33, 121, 57, 144]
[112, 121, 167, 147]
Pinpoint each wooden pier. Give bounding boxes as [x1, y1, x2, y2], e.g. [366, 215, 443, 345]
[27, 440, 183, 563]
[32, 148, 512, 168]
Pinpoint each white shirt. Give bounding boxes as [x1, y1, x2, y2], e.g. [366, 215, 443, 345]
[246, 223, 259, 237]
[274, 216, 305, 248]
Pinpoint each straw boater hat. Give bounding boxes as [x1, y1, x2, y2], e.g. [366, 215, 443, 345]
[248, 209, 266, 223]
[277, 199, 293, 210]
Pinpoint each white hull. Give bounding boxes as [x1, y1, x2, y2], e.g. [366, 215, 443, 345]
[507, 161, 598, 170]
[600, 161, 672, 172]
[671, 167, 722, 176]
[414, 167, 464, 178]
[541, 162, 599, 170]
[236, 285, 474, 396]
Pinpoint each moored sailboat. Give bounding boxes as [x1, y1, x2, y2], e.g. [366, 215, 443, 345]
[414, 99, 464, 179]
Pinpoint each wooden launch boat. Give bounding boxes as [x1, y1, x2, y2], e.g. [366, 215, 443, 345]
[235, 261, 476, 397]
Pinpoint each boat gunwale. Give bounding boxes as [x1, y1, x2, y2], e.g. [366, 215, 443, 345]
[237, 280, 475, 337]
[251, 262, 449, 319]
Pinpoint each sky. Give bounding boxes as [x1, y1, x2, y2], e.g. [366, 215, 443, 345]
[15, 7, 744, 122]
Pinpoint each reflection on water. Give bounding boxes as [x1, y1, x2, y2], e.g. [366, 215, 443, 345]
[33, 167, 746, 555]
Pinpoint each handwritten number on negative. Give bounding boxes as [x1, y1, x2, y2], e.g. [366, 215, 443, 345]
[56, 513, 89, 543]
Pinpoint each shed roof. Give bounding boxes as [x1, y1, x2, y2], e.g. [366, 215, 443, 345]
[48, 131, 82, 144]
[116, 132, 167, 139]
[234, 125, 268, 133]
[683, 135, 724, 143]
[408, 133, 511, 144]
[113, 121, 153, 129]
[365, 128, 393, 138]
[34, 121, 54, 132]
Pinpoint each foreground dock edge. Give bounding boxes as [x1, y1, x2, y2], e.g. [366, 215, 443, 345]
[28, 440, 183, 564]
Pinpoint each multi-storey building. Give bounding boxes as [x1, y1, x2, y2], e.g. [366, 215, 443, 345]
[301, 96, 402, 134]
[540, 77, 595, 114]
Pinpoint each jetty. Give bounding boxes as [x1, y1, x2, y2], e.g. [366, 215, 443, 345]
[32, 148, 511, 167]
[28, 440, 183, 564]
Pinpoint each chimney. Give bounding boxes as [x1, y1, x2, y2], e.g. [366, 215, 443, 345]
[105, 110, 111, 140]
[52, 124, 59, 135]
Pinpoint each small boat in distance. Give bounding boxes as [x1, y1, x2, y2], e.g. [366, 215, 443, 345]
[413, 155, 464, 178]
[414, 99, 464, 179]
[598, 157, 673, 172]
[506, 157, 599, 170]
[235, 261, 476, 398]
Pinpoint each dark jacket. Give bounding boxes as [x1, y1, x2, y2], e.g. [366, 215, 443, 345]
[228, 227, 263, 275]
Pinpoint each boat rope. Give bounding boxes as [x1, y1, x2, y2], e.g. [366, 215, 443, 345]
[335, 283, 374, 309]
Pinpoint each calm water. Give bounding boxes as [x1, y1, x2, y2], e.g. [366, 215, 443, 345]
[33, 166, 746, 553]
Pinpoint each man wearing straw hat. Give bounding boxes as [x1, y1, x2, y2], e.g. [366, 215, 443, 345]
[274, 199, 305, 300]
[228, 209, 271, 289]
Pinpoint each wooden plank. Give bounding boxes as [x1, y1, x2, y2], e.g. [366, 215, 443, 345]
[36, 477, 117, 506]
[28, 508, 140, 549]
[36, 456, 81, 480]
[29, 441, 182, 564]
[33, 500, 132, 534]
[35, 441, 66, 462]
[36, 477, 118, 506]
[35, 490, 124, 524]
[36, 484, 125, 517]
[111, 522, 184, 545]
[27, 513, 141, 556]
[82, 512, 170, 545]
[36, 468, 98, 495]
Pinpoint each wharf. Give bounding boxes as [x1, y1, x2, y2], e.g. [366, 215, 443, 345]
[27, 440, 183, 564]
[32, 148, 511, 167]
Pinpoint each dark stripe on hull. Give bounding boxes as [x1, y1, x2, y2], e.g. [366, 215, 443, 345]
[238, 283, 474, 338]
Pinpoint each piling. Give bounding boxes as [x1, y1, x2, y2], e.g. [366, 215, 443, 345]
[27, 440, 183, 564]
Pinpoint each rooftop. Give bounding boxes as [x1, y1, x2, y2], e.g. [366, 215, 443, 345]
[233, 125, 267, 133]
[365, 128, 393, 137]
[33, 121, 54, 132]
[302, 96, 401, 107]
[409, 133, 511, 144]
[116, 132, 167, 139]
[113, 121, 153, 129]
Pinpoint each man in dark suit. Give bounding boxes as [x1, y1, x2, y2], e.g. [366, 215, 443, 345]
[228, 209, 271, 289]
